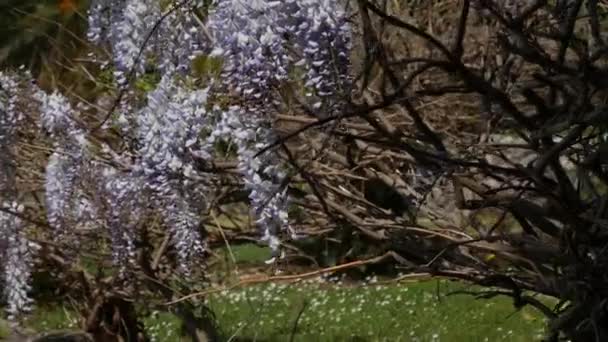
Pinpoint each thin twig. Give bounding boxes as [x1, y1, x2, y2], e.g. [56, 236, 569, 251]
[289, 300, 309, 342]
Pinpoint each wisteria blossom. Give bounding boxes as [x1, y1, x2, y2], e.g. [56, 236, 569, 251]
[207, 0, 293, 106]
[87, 0, 126, 45]
[87, 0, 352, 110]
[0, 203, 37, 322]
[112, 0, 161, 85]
[0, 72, 20, 194]
[156, 188, 207, 271]
[207, 0, 351, 110]
[203, 0, 351, 256]
[157, 4, 206, 75]
[36, 91, 89, 237]
[136, 75, 211, 267]
[209, 107, 293, 257]
[97, 168, 143, 273]
[0, 74, 36, 322]
[88, 0, 206, 83]
[294, 0, 352, 112]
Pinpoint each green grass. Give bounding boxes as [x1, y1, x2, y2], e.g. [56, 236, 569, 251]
[142, 280, 550, 341]
[12, 244, 550, 341]
[144, 312, 182, 342]
[24, 304, 79, 332]
[0, 319, 10, 339]
[204, 280, 548, 342]
[228, 243, 273, 265]
[8, 280, 549, 341]
[3, 244, 551, 341]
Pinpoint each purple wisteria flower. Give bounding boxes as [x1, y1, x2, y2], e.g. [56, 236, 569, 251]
[209, 107, 293, 257]
[0, 73, 37, 322]
[293, 0, 352, 113]
[76, 0, 352, 273]
[202, 0, 351, 254]
[36, 91, 89, 237]
[88, 0, 206, 84]
[112, 0, 161, 85]
[206, 0, 351, 112]
[0, 72, 20, 194]
[157, 3, 206, 75]
[97, 167, 144, 274]
[44, 151, 83, 235]
[206, 0, 293, 106]
[136, 75, 212, 268]
[87, 0, 126, 45]
[0, 202, 37, 322]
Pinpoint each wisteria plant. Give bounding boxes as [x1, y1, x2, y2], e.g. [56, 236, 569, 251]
[0, 0, 352, 337]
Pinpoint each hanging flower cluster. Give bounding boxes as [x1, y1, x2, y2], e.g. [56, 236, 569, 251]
[87, 0, 206, 84]
[88, 0, 157, 82]
[294, 0, 352, 112]
[113, 0, 161, 84]
[136, 75, 212, 267]
[96, 167, 142, 273]
[87, 0, 126, 45]
[205, 1, 293, 255]
[0, 73, 37, 321]
[0, 72, 20, 194]
[0, 202, 37, 322]
[207, 0, 292, 106]
[204, 0, 351, 255]
[157, 3, 205, 75]
[36, 91, 89, 238]
[207, 0, 351, 110]
[137, 76, 212, 183]
[209, 107, 293, 256]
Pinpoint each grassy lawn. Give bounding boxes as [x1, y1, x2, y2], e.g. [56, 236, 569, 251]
[1, 244, 551, 341]
[10, 280, 548, 341]
[206, 246, 548, 341]
[204, 280, 547, 342]
[0, 319, 9, 340]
